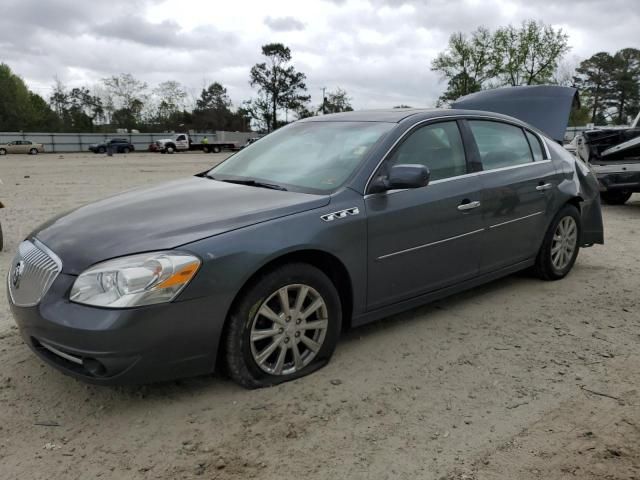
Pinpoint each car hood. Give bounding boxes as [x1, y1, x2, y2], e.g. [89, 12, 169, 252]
[452, 85, 579, 143]
[33, 177, 330, 274]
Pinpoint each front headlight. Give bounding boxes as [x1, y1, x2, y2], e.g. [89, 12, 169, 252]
[70, 252, 201, 308]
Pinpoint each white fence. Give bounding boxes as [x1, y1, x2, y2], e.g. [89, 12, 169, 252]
[0, 131, 257, 153]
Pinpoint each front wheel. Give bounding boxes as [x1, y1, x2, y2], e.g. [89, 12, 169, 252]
[601, 190, 632, 205]
[223, 263, 342, 389]
[98, 147, 106, 154]
[0, 148, 6, 155]
[122, 147, 130, 154]
[533, 204, 581, 281]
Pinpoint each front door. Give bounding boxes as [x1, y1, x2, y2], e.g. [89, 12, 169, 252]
[366, 120, 484, 309]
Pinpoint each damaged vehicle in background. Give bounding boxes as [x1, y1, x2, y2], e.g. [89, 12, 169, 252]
[8, 86, 603, 388]
[573, 112, 640, 204]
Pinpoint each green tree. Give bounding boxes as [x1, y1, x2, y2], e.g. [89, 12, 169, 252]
[431, 27, 496, 104]
[192, 82, 248, 131]
[494, 20, 570, 86]
[574, 52, 616, 123]
[609, 48, 640, 124]
[322, 88, 353, 113]
[249, 43, 310, 131]
[0, 63, 58, 131]
[152, 80, 187, 130]
[103, 73, 148, 128]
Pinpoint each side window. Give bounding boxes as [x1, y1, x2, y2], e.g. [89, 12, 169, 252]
[176, 135, 186, 141]
[525, 131, 545, 161]
[387, 121, 467, 181]
[469, 121, 533, 170]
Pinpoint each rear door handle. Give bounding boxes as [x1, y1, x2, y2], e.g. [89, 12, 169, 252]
[536, 183, 553, 191]
[457, 200, 481, 211]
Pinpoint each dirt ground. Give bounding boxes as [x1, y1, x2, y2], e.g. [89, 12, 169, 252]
[0, 152, 639, 480]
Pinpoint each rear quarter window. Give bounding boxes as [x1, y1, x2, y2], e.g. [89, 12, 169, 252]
[525, 131, 545, 161]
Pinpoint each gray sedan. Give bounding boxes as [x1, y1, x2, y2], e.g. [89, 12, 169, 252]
[7, 103, 603, 388]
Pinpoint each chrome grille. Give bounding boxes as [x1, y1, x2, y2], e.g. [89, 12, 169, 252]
[8, 239, 62, 307]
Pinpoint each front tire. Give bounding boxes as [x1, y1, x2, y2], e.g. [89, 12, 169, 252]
[601, 190, 632, 205]
[533, 204, 581, 281]
[0, 148, 7, 155]
[223, 263, 342, 389]
[98, 147, 106, 154]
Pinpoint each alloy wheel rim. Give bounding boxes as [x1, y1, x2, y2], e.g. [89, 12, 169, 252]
[551, 216, 577, 270]
[250, 284, 328, 376]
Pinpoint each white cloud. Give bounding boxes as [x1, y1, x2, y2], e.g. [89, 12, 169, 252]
[1, 0, 639, 109]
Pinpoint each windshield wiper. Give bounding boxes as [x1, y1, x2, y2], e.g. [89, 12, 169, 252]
[209, 176, 288, 191]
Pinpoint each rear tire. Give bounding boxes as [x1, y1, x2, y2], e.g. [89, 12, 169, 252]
[533, 204, 581, 281]
[223, 263, 342, 389]
[212, 146, 221, 153]
[601, 190, 632, 205]
[0, 148, 7, 155]
[29, 148, 38, 155]
[122, 147, 130, 154]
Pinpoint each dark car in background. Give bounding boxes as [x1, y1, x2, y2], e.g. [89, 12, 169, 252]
[88, 138, 134, 154]
[7, 87, 604, 388]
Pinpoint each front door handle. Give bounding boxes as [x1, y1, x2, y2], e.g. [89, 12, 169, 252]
[457, 200, 481, 211]
[536, 182, 553, 191]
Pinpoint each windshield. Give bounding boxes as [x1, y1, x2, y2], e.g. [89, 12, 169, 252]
[208, 121, 393, 192]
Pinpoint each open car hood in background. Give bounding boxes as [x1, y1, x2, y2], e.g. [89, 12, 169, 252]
[452, 85, 579, 143]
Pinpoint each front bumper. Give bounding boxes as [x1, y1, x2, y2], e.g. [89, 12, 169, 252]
[9, 273, 225, 385]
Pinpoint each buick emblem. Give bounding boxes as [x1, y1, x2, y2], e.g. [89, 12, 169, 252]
[11, 260, 25, 289]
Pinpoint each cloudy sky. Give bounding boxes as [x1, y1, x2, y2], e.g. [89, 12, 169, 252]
[1, 0, 639, 110]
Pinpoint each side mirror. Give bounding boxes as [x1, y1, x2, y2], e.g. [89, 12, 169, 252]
[369, 164, 430, 194]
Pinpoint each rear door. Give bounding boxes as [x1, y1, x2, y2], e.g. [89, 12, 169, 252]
[366, 120, 485, 309]
[466, 120, 560, 272]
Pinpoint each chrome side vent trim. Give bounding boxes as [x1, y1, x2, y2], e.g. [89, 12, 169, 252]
[321, 207, 360, 222]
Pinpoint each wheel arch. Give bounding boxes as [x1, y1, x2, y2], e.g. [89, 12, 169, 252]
[216, 248, 354, 369]
[231, 249, 353, 329]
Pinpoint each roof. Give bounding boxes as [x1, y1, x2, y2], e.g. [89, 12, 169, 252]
[298, 108, 440, 123]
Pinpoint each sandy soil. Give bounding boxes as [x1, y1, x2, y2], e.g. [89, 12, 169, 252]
[0, 152, 639, 479]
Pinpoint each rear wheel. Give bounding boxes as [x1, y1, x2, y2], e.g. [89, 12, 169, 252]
[0, 148, 7, 155]
[223, 263, 341, 389]
[122, 147, 130, 154]
[212, 145, 221, 153]
[29, 148, 38, 155]
[533, 204, 581, 281]
[601, 190, 632, 205]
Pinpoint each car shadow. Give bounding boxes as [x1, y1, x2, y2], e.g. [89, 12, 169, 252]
[3, 269, 574, 405]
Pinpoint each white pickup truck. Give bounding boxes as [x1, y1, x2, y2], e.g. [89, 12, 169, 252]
[155, 134, 237, 154]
